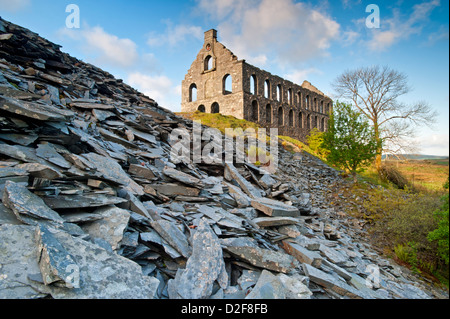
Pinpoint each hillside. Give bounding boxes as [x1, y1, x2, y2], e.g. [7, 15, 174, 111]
[0, 17, 448, 300]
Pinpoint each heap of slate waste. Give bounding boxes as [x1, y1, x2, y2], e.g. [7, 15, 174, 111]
[0, 17, 447, 299]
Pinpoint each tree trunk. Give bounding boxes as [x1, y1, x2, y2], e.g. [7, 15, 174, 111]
[374, 123, 382, 172]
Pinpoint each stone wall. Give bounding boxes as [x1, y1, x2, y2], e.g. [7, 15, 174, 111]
[181, 29, 333, 142]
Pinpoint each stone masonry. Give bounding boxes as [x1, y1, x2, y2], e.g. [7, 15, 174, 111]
[181, 29, 333, 142]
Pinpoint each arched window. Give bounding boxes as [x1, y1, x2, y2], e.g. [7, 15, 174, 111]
[289, 109, 294, 127]
[305, 95, 309, 110]
[297, 92, 302, 108]
[264, 80, 270, 99]
[313, 116, 318, 128]
[266, 104, 272, 124]
[197, 105, 205, 113]
[288, 89, 293, 105]
[320, 101, 324, 113]
[278, 107, 283, 126]
[223, 74, 232, 94]
[306, 114, 311, 129]
[321, 118, 325, 131]
[314, 98, 317, 112]
[204, 55, 213, 71]
[211, 102, 220, 114]
[189, 83, 197, 102]
[276, 85, 282, 102]
[298, 112, 303, 128]
[250, 75, 257, 95]
[251, 100, 258, 121]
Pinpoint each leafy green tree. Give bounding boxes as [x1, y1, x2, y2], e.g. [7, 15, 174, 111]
[322, 102, 380, 182]
[306, 128, 329, 159]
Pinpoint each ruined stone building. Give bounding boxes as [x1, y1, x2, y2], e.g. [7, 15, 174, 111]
[181, 29, 333, 142]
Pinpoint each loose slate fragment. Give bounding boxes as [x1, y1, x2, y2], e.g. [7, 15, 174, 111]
[0, 202, 22, 225]
[0, 225, 48, 299]
[70, 102, 115, 110]
[163, 166, 203, 188]
[43, 194, 128, 209]
[168, 218, 228, 299]
[282, 241, 322, 267]
[224, 246, 297, 274]
[245, 270, 287, 299]
[0, 166, 28, 178]
[128, 163, 155, 180]
[302, 263, 364, 299]
[36, 143, 72, 169]
[81, 153, 144, 196]
[252, 216, 299, 227]
[0, 95, 74, 121]
[224, 163, 262, 199]
[147, 183, 200, 197]
[251, 197, 300, 217]
[61, 212, 104, 223]
[277, 273, 313, 299]
[92, 109, 115, 121]
[81, 206, 131, 250]
[150, 219, 192, 258]
[0, 143, 45, 164]
[2, 181, 64, 225]
[125, 125, 157, 144]
[226, 183, 251, 208]
[33, 226, 159, 299]
[0, 133, 38, 146]
[16, 163, 63, 180]
[318, 244, 348, 265]
[35, 225, 79, 288]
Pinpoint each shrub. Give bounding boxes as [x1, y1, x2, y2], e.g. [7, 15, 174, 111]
[428, 180, 449, 265]
[379, 165, 410, 190]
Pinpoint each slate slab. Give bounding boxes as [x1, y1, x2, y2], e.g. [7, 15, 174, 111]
[253, 216, 299, 227]
[225, 246, 297, 274]
[245, 270, 287, 299]
[302, 263, 365, 299]
[0, 95, 74, 121]
[81, 206, 131, 250]
[2, 181, 65, 225]
[283, 241, 323, 267]
[163, 166, 203, 188]
[224, 163, 262, 199]
[0, 225, 48, 299]
[35, 225, 79, 288]
[81, 153, 144, 196]
[151, 219, 192, 258]
[43, 194, 128, 209]
[251, 197, 300, 217]
[168, 218, 228, 299]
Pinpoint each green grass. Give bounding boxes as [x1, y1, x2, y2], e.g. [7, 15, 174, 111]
[176, 111, 322, 158]
[176, 111, 260, 135]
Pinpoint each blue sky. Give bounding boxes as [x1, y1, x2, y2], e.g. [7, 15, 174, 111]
[1, 0, 448, 155]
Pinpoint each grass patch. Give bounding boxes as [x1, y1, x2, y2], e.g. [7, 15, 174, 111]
[176, 111, 260, 135]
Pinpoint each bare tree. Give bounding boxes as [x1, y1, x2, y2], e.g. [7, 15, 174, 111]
[333, 65, 437, 172]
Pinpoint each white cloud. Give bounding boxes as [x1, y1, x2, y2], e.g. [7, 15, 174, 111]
[0, 0, 30, 12]
[284, 68, 322, 84]
[196, 0, 340, 67]
[415, 133, 449, 156]
[82, 26, 139, 68]
[367, 0, 441, 51]
[127, 72, 181, 111]
[147, 22, 203, 47]
[59, 24, 139, 69]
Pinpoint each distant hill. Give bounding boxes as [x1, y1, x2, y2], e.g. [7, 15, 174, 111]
[382, 154, 449, 160]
